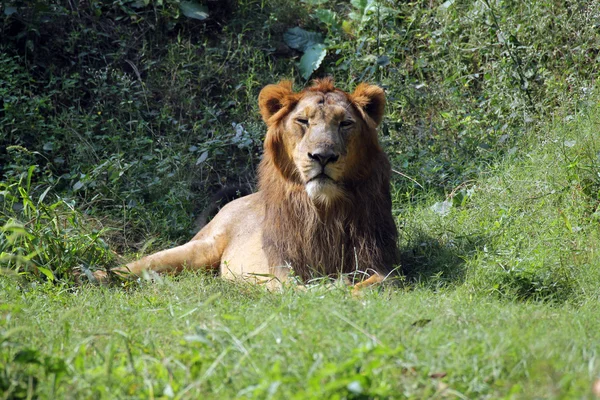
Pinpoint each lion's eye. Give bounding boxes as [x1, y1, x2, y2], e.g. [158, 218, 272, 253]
[296, 118, 309, 126]
[340, 120, 354, 128]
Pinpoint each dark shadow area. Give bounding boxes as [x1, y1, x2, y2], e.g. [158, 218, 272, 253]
[398, 228, 486, 288]
[191, 182, 254, 234]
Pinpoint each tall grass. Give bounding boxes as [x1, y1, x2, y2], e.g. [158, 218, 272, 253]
[399, 101, 600, 302]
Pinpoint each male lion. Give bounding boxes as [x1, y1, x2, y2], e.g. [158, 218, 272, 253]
[97, 78, 399, 291]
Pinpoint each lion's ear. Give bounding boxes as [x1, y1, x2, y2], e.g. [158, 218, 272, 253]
[350, 83, 386, 127]
[258, 81, 295, 125]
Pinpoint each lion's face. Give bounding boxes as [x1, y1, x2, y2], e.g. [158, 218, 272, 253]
[285, 91, 360, 203]
[259, 79, 386, 205]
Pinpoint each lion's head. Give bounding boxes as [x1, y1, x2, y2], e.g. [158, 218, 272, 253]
[257, 78, 398, 281]
[258, 78, 386, 206]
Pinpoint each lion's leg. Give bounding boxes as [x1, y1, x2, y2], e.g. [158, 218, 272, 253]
[95, 233, 226, 282]
[92, 193, 260, 283]
[351, 273, 383, 296]
[123, 237, 222, 275]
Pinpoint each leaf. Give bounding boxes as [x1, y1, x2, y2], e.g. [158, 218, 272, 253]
[26, 165, 35, 192]
[349, 0, 374, 22]
[44, 356, 68, 375]
[184, 334, 211, 345]
[411, 318, 432, 327]
[377, 55, 390, 66]
[38, 185, 52, 204]
[431, 200, 452, 216]
[37, 266, 55, 281]
[299, 43, 327, 80]
[439, 0, 455, 10]
[73, 181, 84, 191]
[283, 27, 323, 52]
[4, 6, 17, 16]
[560, 210, 572, 233]
[179, 1, 209, 21]
[314, 9, 340, 31]
[130, 0, 150, 8]
[196, 151, 209, 165]
[14, 349, 41, 364]
[163, 384, 175, 398]
[347, 381, 363, 394]
[351, 0, 368, 11]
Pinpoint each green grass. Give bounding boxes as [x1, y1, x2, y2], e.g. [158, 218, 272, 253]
[3, 103, 600, 399]
[2, 275, 599, 399]
[398, 104, 600, 303]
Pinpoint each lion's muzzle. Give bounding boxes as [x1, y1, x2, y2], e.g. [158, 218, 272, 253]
[307, 149, 339, 166]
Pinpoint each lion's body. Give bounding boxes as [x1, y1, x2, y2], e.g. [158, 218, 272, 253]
[100, 79, 399, 290]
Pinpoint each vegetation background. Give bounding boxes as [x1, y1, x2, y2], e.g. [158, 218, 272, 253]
[1, 0, 600, 398]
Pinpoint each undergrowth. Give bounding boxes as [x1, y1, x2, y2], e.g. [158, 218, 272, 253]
[0, 164, 117, 283]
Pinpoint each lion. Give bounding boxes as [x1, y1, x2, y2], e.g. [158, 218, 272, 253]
[96, 78, 399, 291]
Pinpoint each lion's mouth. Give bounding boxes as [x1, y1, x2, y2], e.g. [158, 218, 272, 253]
[307, 172, 334, 183]
[305, 172, 342, 203]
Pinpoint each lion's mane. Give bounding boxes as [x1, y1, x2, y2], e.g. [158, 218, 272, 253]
[258, 79, 399, 281]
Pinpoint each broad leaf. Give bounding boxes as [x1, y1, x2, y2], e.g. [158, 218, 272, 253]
[377, 55, 390, 66]
[130, 0, 150, 9]
[299, 43, 327, 80]
[314, 9, 340, 31]
[37, 266, 55, 281]
[283, 27, 323, 52]
[4, 6, 17, 16]
[439, 0, 455, 10]
[196, 151, 209, 165]
[179, 1, 209, 21]
[73, 181, 84, 191]
[431, 200, 452, 216]
[14, 349, 41, 364]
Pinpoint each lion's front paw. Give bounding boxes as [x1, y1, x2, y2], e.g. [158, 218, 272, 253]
[92, 270, 109, 283]
[351, 274, 384, 297]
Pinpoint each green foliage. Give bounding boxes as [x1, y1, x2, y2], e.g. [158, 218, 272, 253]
[298, 43, 328, 81]
[398, 103, 600, 302]
[246, 344, 403, 398]
[1, 0, 600, 299]
[268, 0, 598, 199]
[283, 27, 326, 80]
[0, 165, 116, 283]
[179, 1, 209, 20]
[1, 0, 263, 244]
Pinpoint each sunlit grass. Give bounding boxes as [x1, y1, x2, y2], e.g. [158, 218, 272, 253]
[2, 273, 599, 399]
[3, 105, 600, 398]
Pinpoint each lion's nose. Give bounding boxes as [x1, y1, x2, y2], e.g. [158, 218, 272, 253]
[308, 150, 339, 166]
